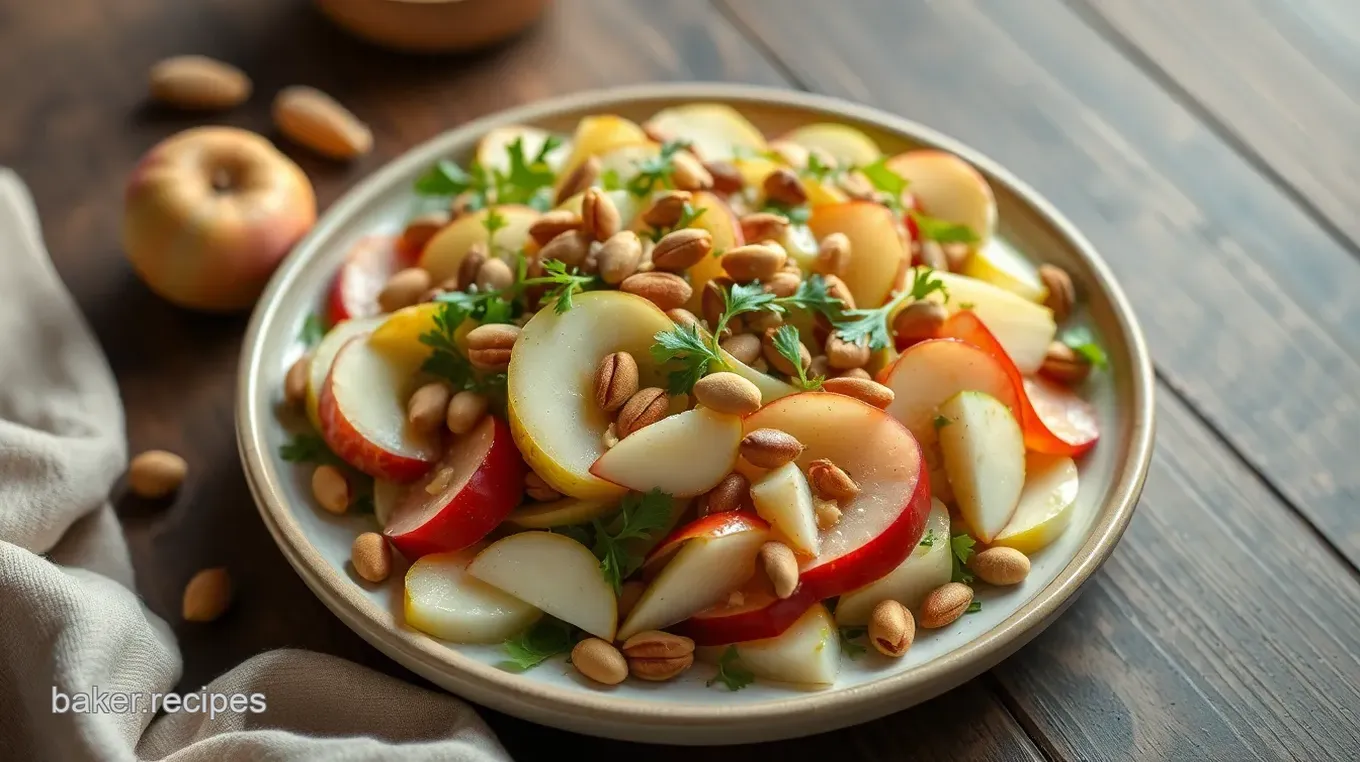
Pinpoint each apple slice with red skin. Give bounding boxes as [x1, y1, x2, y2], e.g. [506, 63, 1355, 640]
[940, 311, 1099, 456]
[326, 235, 412, 325]
[318, 337, 441, 482]
[383, 415, 526, 560]
[676, 392, 931, 645]
[618, 511, 770, 641]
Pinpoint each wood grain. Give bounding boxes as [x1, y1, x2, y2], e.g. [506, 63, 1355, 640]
[0, 0, 1045, 758]
[721, 0, 1360, 568]
[1075, 0, 1360, 254]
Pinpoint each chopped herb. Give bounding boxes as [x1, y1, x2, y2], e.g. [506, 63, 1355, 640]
[773, 324, 822, 390]
[933, 414, 952, 430]
[707, 646, 755, 691]
[761, 200, 810, 226]
[950, 532, 976, 584]
[519, 259, 597, 314]
[966, 601, 982, 614]
[918, 529, 936, 548]
[839, 626, 868, 659]
[482, 206, 508, 244]
[1059, 325, 1108, 370]
[500, 618, 576, 671]
[832, 267, 948, 351]
[298, 314, 326, 347]
[651, 321, 721, 395]
[279, 434, 345, 467]
[802, 151, 837, 181]
[600, 168, 624, 192]
[911, 210, 979, 244]
[591, 490, 674, 593]
[419, 300, 509, 396]
[414, 136, 561, 212]
[628, 140, 693, 197]
[859, 157, 909, 200]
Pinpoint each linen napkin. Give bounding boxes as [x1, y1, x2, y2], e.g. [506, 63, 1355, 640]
[0, 168, 512, 761]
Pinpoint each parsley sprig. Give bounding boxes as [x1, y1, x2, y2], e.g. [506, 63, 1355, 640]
[773, 325, 822, 390]
[1059, 325, 1108, 370]
[519, 259, 598, 314]
[651, 322, 721, 395]
[707, 646, 755, 691]
[500, 618, 576, 671]
[911, 210, 980, 244]
[591, 490, 674, 593]
[832, 267, 948, 351]
[858, 158, 980, 243]
[414, 136, 562, 212]
[918, 529, 937, 548]
[279, 433, 345, 467]
[950, 532, 976, 584]
[859, 157, 908, 203]
[420, 298, 514, 395]
[645, 202, 708, 243]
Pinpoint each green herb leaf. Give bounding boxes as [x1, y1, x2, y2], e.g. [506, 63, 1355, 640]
[966, 601, 982, 614]
[419, 300, 509, 396]
[501, 618, 576, 671]
[414, 159, 479, 197]
[833, 267, 948, 351]
[628, 140, 692, 197]
[498, 137, 560, 210]
[1059, 325, 1108, 370]
[707, 646, 755, 691]
[933, 414, 951, 430]
[773, 324, 821, 390]
[552, 524, 594, 547]
[591, 490, 675, 593]
[519, 259, 597, 314]
[482, 206, 508, 244]
[859, 157, 908, 199]
[298, 314, 326, 347]
[838, 626, 868, 659]
[600, 168, 624, 192]
[646, 202, 709, 242]
[918, 529, 936, 548]
[651, 322, 721, 395]
[279, 434, 344, 467]
[762, 200, 810, 226]
[778, 275, 845, 321]
[802, 151, 837, 181]
[911, 210, 979, 244]
[950, 532, 976, 584]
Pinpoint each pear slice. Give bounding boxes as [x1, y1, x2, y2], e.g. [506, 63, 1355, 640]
[405, 547, 542, 643]
[937, 391, 1025, 543]
[467, 532, 617, 640]
[749, 461, 820, 556]
[993, 453, 1078, 554]
[589, 407, 742, 498]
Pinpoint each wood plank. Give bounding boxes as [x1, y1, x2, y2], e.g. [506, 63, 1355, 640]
[1076, 0, 1360, 252]
[719, 0, 1360, 567]
[0, 0, 1044, 758]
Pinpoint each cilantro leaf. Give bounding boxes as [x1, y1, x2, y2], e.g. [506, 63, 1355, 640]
[419, 300, 510, 396]
[591, 490, 675, 593]
[707, 646, 754, 691]
[500, 618, 576, 671]
[911, 210, 979, 244]
[298, 314, 326, 347]
[414, 159, 480, 197]
[1059, 325, 1108, 370]
[933, 414, 952, 430]
[802, 151, 837, 181]
[279, 434, 344, 467]
[628, 140, 692, 197]
[482, 207, 507, 244]
[918, 529, 936, 547]
[951, 532, 976, 584]
[651, 322, 721, 395]
[519, 259, 597, 314]
[761, 199, 810, 226]
[966, 601, 982, 614]
[839, 626, 868, 659]
[833, 267, 948, 351]
[499, 137, 560, 211]
[859, 157, 908, 198]
[778, 275, 845, 321]
[773, 324, 821, 390]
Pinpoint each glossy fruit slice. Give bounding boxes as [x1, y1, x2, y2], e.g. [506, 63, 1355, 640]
[681, 191, 744, 312]
[405, 547, 542, 643]
[507, 291, 675, 499]
[940, 310, 1098, 455]
[993, 453, 1079, 554]
[505, 497, 617, 530]
[884, 150, 997, 245]
[749, 461, 820, 556]
[468, 531, 617, 640]
[304, 316, 384, 428]
[914, 270, 1055, 374]
[835, 498, 953, 624]
[642, 103, 767, 162]
[938, 391, 1025, 543]
[318, 338, 439, 481]
[590, 407, 742, 498]
[417, 205, 538, 283]
[558, 114, 650, 177]
[618, 512, 770, 641]
[327, 235, 406, 325]
[961, 240, 1047, 303]
[366, 302, 475, 370]
[697, 603, 839, 687]
[780, 123, 882, 168]
[808, 202, 908, 310]
[383, 415, 526, 558]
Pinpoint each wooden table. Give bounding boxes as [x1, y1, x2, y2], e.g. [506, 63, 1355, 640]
[5, 0, 1359, 758]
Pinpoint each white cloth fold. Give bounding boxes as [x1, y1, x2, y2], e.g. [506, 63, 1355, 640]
[0, 168, 511, 762]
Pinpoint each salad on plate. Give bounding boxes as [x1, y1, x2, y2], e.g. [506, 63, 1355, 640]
[277, 103, 1104, 691]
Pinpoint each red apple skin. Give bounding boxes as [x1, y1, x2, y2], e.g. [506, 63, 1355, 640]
[326, 235, 405, 325]
[316, 341, 438, 482]
[940, 311, 1098, 456]
[384, 416, 527, 560]
[642, 511, 770, 575]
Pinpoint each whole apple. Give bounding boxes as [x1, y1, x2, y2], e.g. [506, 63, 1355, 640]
[122, 126, 316, 311]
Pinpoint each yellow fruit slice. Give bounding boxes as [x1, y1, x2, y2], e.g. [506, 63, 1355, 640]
[992, 453, 1078, 554]
[962, 240, 1047, 303]
[558, 114, 649, 178]
[506, 498, 617, 530]
[780, 123, 883, 168]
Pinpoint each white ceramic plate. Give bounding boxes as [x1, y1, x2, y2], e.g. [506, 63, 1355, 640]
[237, 84, 1154, 744]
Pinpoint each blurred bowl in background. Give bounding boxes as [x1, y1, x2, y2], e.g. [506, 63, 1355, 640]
[315, 0, 550, 54]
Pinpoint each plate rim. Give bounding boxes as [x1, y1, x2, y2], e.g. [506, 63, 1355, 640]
[236, 82, 1155, 743]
